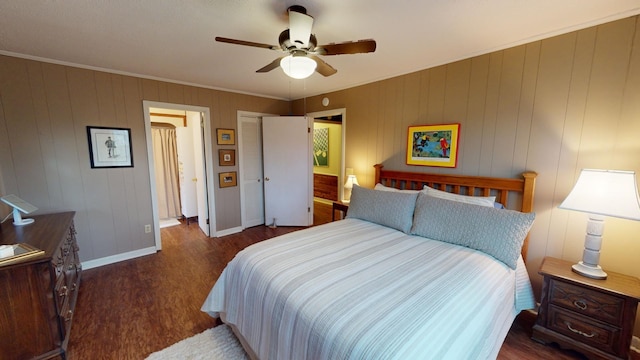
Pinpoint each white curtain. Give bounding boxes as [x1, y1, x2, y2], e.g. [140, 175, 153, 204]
[152, 127, 181, 219]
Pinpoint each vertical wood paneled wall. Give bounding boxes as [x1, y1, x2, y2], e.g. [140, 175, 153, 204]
[1, 14, 640, 337]
[295, 16, 640, 335]
[0, 56, 288, 263]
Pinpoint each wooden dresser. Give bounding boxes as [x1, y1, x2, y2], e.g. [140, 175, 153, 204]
[532, 257, 640, 360]
[0, 212, 81, 360]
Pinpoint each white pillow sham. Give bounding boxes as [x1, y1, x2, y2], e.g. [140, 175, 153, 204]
[374, 183, 421, 193]
[423, 185, 496, 207]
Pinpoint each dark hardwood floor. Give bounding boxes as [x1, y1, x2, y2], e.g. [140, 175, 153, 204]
[66, 202, 597, 359]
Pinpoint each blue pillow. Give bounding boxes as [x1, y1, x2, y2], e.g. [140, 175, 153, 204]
[347, 185, 418, 233]
[410, 193, 535, 269]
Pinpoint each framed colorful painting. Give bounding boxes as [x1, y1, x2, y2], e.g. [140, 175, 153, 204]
[406, 124, 460, 167]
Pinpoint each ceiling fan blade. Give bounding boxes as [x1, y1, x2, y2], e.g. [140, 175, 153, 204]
[215, 37, 279, 50]
[316, 39, 377, 55]
[310, 55, 337, 77]
[256, 57, 285, 73]
[288, 6, 313, 49]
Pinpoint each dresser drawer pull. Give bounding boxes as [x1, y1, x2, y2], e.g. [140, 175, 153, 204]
[65, 310, 73, 322]
[573, 300, 588, 310]
[565, 321, 595, 338]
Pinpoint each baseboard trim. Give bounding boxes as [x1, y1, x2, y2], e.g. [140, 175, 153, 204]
[80, 225, 248, 270]
[632, 336, 640, 354]
[215, 226, 243, 238]
[81, 246, 157, 270]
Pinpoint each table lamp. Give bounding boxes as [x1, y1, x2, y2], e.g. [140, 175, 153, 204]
[559, 169, 640, 279]
[343, 174, 359, 203]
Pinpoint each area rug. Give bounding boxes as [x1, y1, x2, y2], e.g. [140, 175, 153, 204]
[146, 325, 249, 360]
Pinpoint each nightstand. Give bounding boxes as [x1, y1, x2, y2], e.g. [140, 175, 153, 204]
[332, 201, 349, 221]
[532, 257, 640, 360]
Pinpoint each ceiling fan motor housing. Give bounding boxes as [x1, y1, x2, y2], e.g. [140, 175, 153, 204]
[287, 5, 307, 15]
[279, 30, 317, 52]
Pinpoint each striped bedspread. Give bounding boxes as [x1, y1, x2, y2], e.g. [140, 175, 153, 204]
[202, 218, 535, 360]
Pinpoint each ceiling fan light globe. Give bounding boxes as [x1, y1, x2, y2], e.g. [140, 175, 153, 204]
[280, 55, 316, 79]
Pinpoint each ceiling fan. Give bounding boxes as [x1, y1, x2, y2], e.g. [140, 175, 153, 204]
[215, 5, 376, 79]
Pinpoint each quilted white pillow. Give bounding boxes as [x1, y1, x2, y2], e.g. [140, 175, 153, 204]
[423, 185, 495, 207]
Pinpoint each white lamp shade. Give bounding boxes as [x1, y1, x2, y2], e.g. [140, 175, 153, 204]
[559, 169, 640, 221]
[344, 175, 359, 189]
[280, 55, 317, 79]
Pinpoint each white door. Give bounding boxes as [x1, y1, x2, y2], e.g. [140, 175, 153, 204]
[262, 116, 313, 226]
[176, 126, 198, 218]
[191, 112, 210, 236]
[238, 113, 265, 228]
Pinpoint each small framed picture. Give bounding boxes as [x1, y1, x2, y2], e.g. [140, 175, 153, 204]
[219, 149, 235, 166]
[87, 126, 134, 168]
[216, 128, 235, 145]
[219, 171, 237, 188]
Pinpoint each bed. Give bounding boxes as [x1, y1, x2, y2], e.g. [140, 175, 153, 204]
[202, 164, 538, 359]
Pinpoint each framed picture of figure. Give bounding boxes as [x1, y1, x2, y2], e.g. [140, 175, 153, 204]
[87, 126, 133, 168]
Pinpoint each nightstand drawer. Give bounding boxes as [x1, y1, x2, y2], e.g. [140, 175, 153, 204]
[548, 305, 620, 353]
[549, 279, 624, 325]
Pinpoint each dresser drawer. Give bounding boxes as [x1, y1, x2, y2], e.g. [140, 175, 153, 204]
[58, 294, 73, 339]
[548, 304, 620, 354]
[55, 265, 79, 311]
[54, 248, 65, 280]
[549, 279, 624, 325]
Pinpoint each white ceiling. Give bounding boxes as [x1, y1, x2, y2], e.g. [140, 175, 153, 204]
[1, 1, 639, 100]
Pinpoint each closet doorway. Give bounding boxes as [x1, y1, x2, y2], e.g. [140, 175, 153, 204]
[143, 101, 216, 250]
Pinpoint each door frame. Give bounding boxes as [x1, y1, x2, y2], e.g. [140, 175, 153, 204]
[143, 100, 216, 250]
[307, 108, 347, 201]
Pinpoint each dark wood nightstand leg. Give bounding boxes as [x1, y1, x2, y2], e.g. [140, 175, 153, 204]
[332, 202, 349, 221]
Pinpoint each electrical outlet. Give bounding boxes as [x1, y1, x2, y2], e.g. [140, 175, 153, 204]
[144, 224, 151, 233]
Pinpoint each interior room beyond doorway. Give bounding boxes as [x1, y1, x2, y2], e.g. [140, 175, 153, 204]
[146, 105, 212, 245]
[311, 110, 345, 206]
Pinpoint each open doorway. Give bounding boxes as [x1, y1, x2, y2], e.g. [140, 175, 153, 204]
[143, 101, 216, 250]
[307, 108, 346, 205]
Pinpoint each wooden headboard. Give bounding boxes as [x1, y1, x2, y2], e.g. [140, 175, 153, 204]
[373, 164, 537, 260]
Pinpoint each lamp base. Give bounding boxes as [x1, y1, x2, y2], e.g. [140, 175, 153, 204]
[572, 261, 607, 280]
